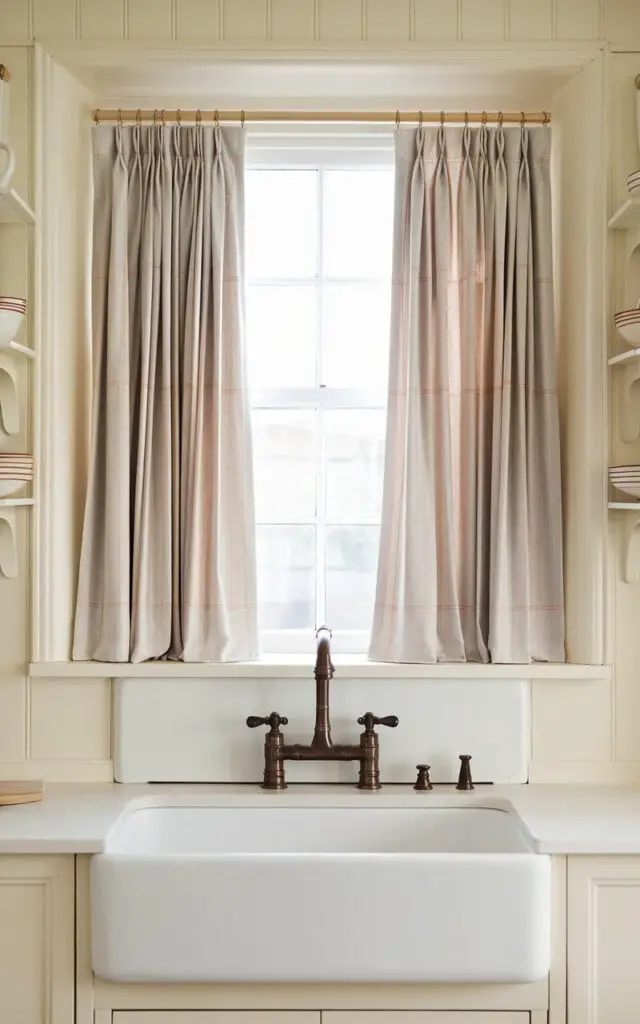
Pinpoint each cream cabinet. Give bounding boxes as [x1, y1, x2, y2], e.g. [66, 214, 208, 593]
[568, 855, 640, 1024]
[0, 855, 74, 1024]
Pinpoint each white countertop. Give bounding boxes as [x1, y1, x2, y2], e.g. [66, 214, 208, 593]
[2, 782, 640, 855]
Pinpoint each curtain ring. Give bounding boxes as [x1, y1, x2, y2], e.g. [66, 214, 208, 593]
[117, 108, 123, 125]
[160, 108, 166, 125]
[520, 110, 525, 127]
[214, 109, 220, 128]
[481, 110, 487, 126]
[93, 109, 100, 125]
[440, 110, 445, 127]
[543, 110, 551, 126]
[464, 111, 469, 127]
[418, 110, 423, 128]
[498, 110, 504, 127]
[135, 108, 142, 126]
[176, 108, 182, 126]
[152, 109, 158, 125]
[395, 109, 400, 129]
[195, 108, 202, 126]
[240, 109, 245, 127]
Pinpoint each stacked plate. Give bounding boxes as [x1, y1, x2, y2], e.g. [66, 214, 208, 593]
[609, 465, 640, 500]
[0, 452, 33, 498]
[0, 296, 26, 347]
[628, 170, 640, 194]
[614, 304, 640, 346]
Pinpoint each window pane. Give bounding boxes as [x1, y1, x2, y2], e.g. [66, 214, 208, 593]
[323, 169, 394, 279]
[322, 283, 391, 391]
[247, 285, 317, 388]
[246, 170, 318, 279]
[257, 526, 315, 630]
[325, 410, 386, 523]
[253, 410, 317, 522]
[325, 526, 379, 630]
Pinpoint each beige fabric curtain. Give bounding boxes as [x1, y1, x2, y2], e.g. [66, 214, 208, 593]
[73, 124, 258, 663]
[371, 125, 564, 664]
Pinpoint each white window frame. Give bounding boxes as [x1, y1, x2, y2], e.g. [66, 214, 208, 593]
[246, 125, 395, 656]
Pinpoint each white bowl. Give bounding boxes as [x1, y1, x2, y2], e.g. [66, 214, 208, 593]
[0, 479, 29, 497]
[616, 321, 640, 346]
[0, 308, 24, 346]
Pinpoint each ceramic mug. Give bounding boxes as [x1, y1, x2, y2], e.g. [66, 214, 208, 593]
[0, 140, 15, 190]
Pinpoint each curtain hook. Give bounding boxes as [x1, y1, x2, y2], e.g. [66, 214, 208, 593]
[395, 109, 400, 129]
[240, 109, 245, 127]
[117, 108, 123, 125]
[498, 110, 504, 128]
[196, 108, 202, 126]
[135, 108, 142, 126]
[481, 110, 487, 127]
[160, 108, 166, 126]
[543, 110, 551, 126]
[520, 110, 525, 127]
[176, 108, 181, 126]
[93, 109, 100, 125]
[440, 110, 445, 127]
[214, 109, 220, 128]
[152, 109, 158, 125]
[418, 110, 423, 128]
[464, 110, 469, 127]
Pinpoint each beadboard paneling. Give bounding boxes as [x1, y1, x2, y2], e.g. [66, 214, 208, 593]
[509, 0, 552, 40]
[556, 0, 601, 39]
[461, 0, 505, 41]
[177, 0, 219, 38]
[318, 0, 363, 41]
[128, 0, 174, 38]
[222, 0, 269, 40]
[80, 0, 125, 38]
[271, 0, 316, 41]
[0, 0, 30, 38]
[365, 0, 410, 41]
[414, 0, 458, 41]
[33, 0, 76, 37]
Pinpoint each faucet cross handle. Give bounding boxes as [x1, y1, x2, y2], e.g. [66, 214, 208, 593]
[246, 712, 289, 735]
[357, 712, 399, 734]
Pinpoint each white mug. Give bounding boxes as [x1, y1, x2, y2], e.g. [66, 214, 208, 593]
[0, 141, 15, 190]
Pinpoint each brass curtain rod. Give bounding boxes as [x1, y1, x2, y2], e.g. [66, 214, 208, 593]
[93, 108, 551, 127]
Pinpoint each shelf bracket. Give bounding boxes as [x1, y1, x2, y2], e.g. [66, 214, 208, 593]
[622, 512, 640, 584]
[0, 515, 16, 578]
[618, 361, 640, 443]
[0, 365, 18, 435]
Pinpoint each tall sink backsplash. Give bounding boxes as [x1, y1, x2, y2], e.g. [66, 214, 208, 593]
[114, 677, 529, 784]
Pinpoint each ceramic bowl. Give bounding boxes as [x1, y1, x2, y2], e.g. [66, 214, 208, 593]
[0, 307, 24, 346]
[0, 479, 30, 497]
[616, 321, 640, 346]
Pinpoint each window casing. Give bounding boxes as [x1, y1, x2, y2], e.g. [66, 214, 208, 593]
[245, 127, 395, 654]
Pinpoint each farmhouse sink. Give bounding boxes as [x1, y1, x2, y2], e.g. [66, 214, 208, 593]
[90, 804, 551, 983]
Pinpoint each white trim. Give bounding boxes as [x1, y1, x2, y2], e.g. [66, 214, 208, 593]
[29, 660, 612, 680]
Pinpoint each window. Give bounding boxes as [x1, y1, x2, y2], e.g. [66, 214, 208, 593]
[245, 129, 395, 653]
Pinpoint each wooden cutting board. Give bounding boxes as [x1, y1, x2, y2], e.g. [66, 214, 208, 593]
[0, 780, 44, 806]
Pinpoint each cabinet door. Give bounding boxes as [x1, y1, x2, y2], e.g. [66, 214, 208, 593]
[569, 855, 640, 1024]
[323, 1014, 530, 1023]
[113, 1015, 321, 1023]
[0, 855, 74, 1024]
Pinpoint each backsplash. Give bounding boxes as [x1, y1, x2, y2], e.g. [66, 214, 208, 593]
[114, 677, 530, 784]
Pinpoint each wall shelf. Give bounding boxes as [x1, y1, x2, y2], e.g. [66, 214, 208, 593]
[609, 348, 640, 366]
[0, 187, 35, 225]
[0, 340, 35, 360]
[0, 498, 33, 507]
[609, 196, 640, 231]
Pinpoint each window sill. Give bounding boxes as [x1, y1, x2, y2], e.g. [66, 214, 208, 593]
[28, 659, 612, 681]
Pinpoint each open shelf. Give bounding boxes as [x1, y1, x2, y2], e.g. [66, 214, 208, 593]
[0, 339, 35, 360]
[609, 501, 640, 510]
[0, 498, 33, 507]
[608, 196, 640, 231]
[0, 188, 35, 225]
[609, 348, 640, 366]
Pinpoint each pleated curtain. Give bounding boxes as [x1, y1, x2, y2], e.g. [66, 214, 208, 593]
[73, 124, 258, 663]
[370, 125, 565, 664]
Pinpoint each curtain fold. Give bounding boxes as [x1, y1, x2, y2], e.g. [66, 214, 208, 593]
[371, 124, 564, 665]
[73, 124, 258, 663]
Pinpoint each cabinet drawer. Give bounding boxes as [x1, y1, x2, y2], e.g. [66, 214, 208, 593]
[113, 1014, 321, 1024]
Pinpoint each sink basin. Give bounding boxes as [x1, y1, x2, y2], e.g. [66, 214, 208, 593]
[91, 803, 550, 984]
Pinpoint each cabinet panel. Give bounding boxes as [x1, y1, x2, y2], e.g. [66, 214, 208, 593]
[324, 1014, 529, 1022]
[569, 855, 640, 1024]
[0, 856, 74, 1024]
[114, 1015, 320, 1023]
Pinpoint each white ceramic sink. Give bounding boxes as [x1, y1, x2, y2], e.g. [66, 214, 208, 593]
[91, 804, 550, 984]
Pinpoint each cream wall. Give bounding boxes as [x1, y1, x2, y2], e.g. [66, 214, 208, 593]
[0, 0, 639, 784]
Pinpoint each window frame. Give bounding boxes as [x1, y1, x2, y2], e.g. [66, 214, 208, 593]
[246, 126, 395, 656]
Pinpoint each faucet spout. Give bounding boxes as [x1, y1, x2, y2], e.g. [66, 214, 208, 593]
[313, 626, 334, 748]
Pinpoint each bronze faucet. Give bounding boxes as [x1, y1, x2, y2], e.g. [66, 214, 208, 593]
[246, 627, 399, 790]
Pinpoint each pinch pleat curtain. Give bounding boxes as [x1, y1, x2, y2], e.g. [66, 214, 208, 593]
[370, 125, 564, 664]
[73, 124, 258, 663]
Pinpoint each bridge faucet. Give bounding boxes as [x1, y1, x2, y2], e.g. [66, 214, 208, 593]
[246, 626, 399, 790]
